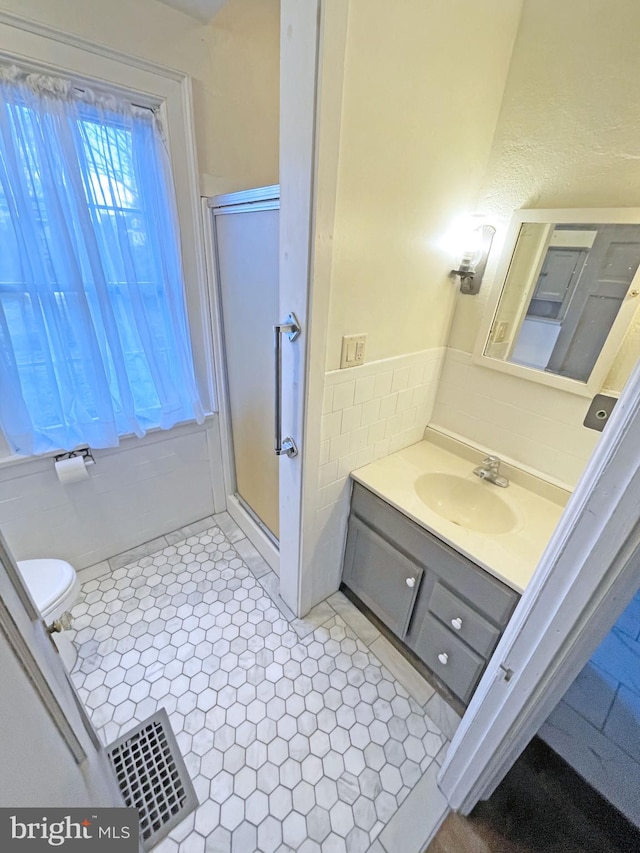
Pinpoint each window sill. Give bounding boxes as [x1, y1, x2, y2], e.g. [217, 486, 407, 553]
[0, 414, 216, 473]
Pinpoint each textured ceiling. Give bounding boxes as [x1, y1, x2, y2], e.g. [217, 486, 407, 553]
[155, 0, 229, 23]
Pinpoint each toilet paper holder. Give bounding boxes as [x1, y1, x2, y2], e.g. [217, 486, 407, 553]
[53, 447, 95, 466]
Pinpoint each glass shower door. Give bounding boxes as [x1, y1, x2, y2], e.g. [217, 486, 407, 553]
[212, 188, 280, 542]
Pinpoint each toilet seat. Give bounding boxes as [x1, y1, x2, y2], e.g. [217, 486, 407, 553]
[17, 558, 80, 622]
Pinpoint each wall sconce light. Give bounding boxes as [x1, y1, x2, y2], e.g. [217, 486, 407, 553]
[451, 222, 496, 295]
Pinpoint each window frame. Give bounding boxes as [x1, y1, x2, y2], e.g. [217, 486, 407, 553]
[0, 16, 215, 460]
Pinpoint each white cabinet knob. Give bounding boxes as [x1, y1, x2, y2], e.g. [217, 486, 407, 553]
[438, 652, 448, 666]
[451, 617, 462, 631]
[405, 577, 415, 588]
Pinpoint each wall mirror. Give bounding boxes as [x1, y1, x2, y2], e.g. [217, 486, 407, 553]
[474, 209, 640, 396]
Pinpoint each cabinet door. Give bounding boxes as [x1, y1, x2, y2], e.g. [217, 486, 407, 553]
[343, 516, 423, 639]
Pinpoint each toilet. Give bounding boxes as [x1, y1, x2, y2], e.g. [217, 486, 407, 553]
[17, 558, 81, 671]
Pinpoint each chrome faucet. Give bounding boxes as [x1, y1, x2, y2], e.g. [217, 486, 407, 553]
[473, 455, 509, 488]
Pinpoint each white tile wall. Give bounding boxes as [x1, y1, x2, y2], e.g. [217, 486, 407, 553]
[0, 423, 217, 569]
[431, 348, 600, 488]
[306, 348, 445, 607]
[319, 348, 444, 510]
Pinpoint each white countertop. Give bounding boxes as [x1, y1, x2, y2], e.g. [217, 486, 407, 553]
[350, 432, 569, 594]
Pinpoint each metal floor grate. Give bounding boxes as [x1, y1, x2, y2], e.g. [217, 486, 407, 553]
[106, 708, 198, 851]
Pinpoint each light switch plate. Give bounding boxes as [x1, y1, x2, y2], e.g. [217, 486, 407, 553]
[494, 321, 508, 343]
[340, 334, 367, 369]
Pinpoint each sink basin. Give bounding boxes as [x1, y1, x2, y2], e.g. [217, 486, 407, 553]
[415, 472, 518, 534]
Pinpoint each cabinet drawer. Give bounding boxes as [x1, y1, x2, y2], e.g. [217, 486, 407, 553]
[343, 516, 423, 638]
[351, 483, 518, 626]
[429, 583, 501, 658]
[413, 614, 485, 704]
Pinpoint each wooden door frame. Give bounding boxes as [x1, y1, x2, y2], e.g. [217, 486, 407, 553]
[279, 0, 350, 616]
[277, 0, 321, 615]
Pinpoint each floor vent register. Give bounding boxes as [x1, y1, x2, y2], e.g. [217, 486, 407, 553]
[106, 708, 198, 851]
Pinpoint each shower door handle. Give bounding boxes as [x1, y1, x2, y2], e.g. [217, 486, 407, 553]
[274, 312, 301, 458]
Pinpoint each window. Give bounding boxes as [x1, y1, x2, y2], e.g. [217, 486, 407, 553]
[0, 65, 204, 456]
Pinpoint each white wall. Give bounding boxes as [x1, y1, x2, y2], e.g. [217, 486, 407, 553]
[0, 423, 219, 568]
[433, 349, 598, 489]
[197, 0, 280, 195]
[325, 0, 523, 371]
[437, 0, 640, 487]
[0, 0, 280, 567]
[300, 0, 524, 611]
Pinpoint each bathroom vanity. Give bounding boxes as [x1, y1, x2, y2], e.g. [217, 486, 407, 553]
[341, 431, 568, 706]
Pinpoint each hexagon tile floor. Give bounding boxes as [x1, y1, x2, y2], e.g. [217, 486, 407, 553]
[68, 514, 450, 853]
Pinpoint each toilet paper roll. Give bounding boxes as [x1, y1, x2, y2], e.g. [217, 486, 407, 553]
[55, 455, 90, 484]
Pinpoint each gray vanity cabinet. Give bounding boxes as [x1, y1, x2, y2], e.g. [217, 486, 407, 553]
[343, 483, 520, 705]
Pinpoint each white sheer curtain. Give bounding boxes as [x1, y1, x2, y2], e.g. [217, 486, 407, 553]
[0, 65, 204, 455]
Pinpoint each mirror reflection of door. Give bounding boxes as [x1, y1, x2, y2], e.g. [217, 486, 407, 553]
[511, 246, 587, 369]
[508, 224, 640, 381]
[547, 226, 640, 380]
[532, 247, 586, 312]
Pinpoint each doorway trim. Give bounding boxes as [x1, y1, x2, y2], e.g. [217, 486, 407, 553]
[0, 535, 87, 763]
[278, 0, 351, 617]
[439, 354, 640, 812]
[277, 0, 324, 616]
